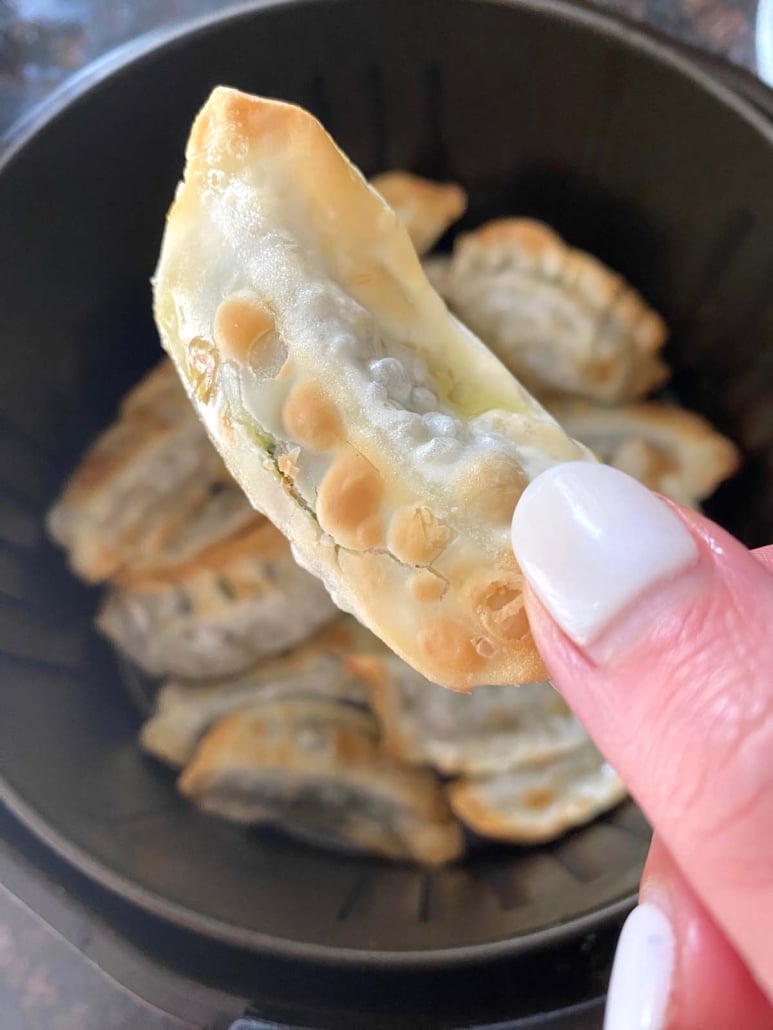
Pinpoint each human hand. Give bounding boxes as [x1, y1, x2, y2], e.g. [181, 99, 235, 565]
[511, 462, 773, 1030]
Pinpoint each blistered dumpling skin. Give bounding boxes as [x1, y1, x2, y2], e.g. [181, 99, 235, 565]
[179, 697, 465, 864]
[448, 743, 627, 844]
[371, 171, 467, 256]
[153, 88, 592, 690]
[551, 399, 740, 509]
[435, 219, 669, 403]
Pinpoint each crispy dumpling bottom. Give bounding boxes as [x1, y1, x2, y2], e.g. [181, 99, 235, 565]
[179, 697, 465, 864]
[448, 744, 627, 845]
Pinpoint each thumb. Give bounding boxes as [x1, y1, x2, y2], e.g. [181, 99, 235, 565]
[629, 835, 773, 1029]
[511, 463, 773, 1001]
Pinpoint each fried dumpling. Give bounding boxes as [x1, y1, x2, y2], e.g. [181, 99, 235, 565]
[179, 697, 465, 864]
[120, 475, 262, 586]
[371, 171, 467, 256]
[97, 519, 336, 679]
[551, 399, 740, 508]
[448, 743, 627, 844]
[434, 219, 668, 403]
[153, 88, 592, 689]
[348, 653, 587, 775]
[47, 360, 257, 583]
[141, 617, 376, 767]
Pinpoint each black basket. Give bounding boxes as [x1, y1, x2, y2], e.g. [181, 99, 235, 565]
[0, 1, 771, 1026]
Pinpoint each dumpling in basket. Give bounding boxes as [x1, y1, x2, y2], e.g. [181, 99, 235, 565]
[550, 399, 740, 508]
[141, 617, 376, 767]
[371, 171, 467, 256]
[179, 697, 465, 865]
[47, 360, 257, 583]
[434, 219, 668, 403]
[448, 743, 627, 845]
[97, 518, 336, 680]
[347, 653, 587, 776]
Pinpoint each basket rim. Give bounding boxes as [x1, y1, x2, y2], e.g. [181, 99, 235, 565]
[0, 0, 769, 967]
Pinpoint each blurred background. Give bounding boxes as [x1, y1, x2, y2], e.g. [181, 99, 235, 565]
[0, 0, 769, 137]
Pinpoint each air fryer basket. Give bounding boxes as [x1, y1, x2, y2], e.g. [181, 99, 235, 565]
[1, 0, 771, 967]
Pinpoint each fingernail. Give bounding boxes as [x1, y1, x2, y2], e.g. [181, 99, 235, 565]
[604, 902, 675, 1030]
[511, 463, 698, 648]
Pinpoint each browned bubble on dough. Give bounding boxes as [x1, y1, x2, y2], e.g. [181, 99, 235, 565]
[408, 569, 448, 604]
[469, 575, 531, 645]
[387, 504, 451, 566]
[317, 450, 384, 550]
[458, 455, 528, 525]
[283, 381, 343, 452]
[522, 787, 556, 810]
[214, 293, 286, 376]
[418, 617, 484, 677]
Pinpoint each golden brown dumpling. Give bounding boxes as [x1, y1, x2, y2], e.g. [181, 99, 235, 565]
[153, 88, 592, 689]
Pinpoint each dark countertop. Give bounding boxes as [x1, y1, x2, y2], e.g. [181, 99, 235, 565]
[0, 2, 769, 1028]
[0, 885, 195, 1030]
[0, 0, 767, 138]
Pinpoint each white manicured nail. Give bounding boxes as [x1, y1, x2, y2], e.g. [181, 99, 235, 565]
[604, 902, 675, 1030]
[511, 463, 698, 647]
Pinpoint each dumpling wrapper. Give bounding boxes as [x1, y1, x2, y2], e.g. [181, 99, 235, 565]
[551, 399, 740, 509]
[435, 219, 668, 403]
[448, 743, 627, 844]
[141, 616, 376, 767]
[347, 653, 588, 775]
[47, 360, 258, 584]
[153, 87, 592, 690]
[98, 519, 336, 679]
[179, 697, 465, 864]
[371, 171, 467, 256]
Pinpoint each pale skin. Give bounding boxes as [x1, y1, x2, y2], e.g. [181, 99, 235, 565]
[522, 510, 773, 1027]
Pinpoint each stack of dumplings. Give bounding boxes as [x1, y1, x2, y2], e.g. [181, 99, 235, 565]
[48, 169, 739, 864]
